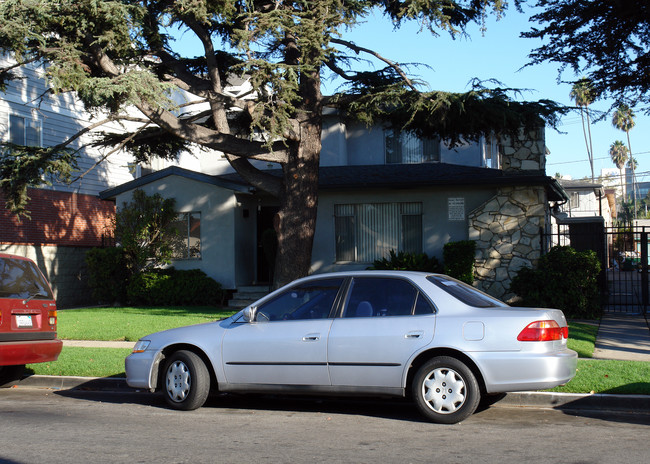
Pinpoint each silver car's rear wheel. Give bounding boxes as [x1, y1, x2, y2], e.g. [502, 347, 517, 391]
[163, 350, 210, 410]
[412, 356, 480, 424]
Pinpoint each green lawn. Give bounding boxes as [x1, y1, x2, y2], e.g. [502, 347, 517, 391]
[57, 306, 237, 341]
[26, 309, 650, 395]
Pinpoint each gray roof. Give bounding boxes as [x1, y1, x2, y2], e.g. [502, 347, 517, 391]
[101, 163, 568, 202]
[99, 166, 253, 200]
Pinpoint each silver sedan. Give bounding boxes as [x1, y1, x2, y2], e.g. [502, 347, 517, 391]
[125, 271, 577, 424]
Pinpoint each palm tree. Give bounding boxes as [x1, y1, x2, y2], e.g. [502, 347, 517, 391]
[609, 140, 628, 200]
[570, 79, 596, 182]
[613, 104, 637, 216]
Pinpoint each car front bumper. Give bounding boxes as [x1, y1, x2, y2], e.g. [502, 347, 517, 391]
[125, 349, 164, 390]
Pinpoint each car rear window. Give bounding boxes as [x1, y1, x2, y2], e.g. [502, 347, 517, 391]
[0, 257, 53, 299]
[426, 275, 506, 308]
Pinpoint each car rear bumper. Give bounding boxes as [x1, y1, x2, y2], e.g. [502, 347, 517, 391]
[474, 348, 578, 393]
[0, 339, 63, 366]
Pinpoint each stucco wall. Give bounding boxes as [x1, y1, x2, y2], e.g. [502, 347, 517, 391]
[114, 176, 239, 289]
[311, 186, 497, 273]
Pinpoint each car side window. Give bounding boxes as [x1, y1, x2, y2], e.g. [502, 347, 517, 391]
[343, 277, 420, 317]
[254, 278, 344, 322]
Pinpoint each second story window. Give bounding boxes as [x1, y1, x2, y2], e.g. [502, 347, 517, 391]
[9, 114, 41, 146]
[385, 129, 439, 164]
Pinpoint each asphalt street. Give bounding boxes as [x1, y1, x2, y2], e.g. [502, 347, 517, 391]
[1, 387, 649, 464]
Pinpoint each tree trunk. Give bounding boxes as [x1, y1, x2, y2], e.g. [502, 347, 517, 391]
[273, 121, 321, 288]
[272, 64, 323, 288]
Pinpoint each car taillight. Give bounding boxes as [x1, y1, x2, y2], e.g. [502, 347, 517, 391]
[48, 310, 57, 327]
[517, 320, 567, 341]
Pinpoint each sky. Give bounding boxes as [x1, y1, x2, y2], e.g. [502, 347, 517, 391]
[171, 5, 649, 184]
[333, 7, 650, 183]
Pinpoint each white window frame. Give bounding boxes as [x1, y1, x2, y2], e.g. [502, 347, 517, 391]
[169, 212, 202, 260]
[8, 114, 42, 146]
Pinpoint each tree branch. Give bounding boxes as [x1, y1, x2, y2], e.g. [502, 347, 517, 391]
[331, 38, 418, 91]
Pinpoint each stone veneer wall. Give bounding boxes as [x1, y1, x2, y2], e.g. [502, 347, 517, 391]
[469, 128, 548, 302]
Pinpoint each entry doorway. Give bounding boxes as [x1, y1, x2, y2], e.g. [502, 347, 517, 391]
[256, 206, 279, 284]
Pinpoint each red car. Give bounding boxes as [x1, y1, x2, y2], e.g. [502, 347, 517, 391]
[0, 253, 62, 386]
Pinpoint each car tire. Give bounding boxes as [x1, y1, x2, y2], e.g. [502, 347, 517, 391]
[162, 350, 210, 411]
[412, 356, 481, 424]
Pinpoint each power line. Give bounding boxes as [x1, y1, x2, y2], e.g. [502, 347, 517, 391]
[547, 150, 650, 166]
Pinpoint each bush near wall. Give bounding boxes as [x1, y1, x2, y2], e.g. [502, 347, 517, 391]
[85, 247, 128, 304]
[126, 268, 224, 306]
[369, 250, 442, 272]
[509, 246, 602, 319]
[443, 240, 476, 284]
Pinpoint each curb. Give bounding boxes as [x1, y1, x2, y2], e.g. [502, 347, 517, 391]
[14, 375, 650, 413]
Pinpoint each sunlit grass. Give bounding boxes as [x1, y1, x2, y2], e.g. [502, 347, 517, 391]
[58, 306, 238, 341]
[27, 347, 132, 378]
[548, 359, 650, 395]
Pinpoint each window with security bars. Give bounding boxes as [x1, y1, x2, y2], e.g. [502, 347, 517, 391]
[9, 114, 41, 146]
[169, 212, 201, 259]
[385, 129, 439, 164]
[334, 202, 423, 263]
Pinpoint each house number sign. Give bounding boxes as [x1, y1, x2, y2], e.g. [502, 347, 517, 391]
[448, 197, 465, 221]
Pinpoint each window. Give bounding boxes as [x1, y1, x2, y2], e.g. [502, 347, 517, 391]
[427, 275, 506, 308]
[343, 277, 433, 317]
[9, 114, 41, 146]
[335, 202, 422, 263]
[254, 278, 344, 321]
[483, 135, 501, 169]
[570, 192, 580, 209]
[0, 256, 52, 299]
[385, 129, 439, 164]
[169, 212, 201, 259]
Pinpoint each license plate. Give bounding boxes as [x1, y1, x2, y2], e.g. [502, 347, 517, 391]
[15, 315, 33, 328]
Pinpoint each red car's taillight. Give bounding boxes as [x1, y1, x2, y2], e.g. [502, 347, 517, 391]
[517, 320, 568, 341]
[48, 310, 57, 328]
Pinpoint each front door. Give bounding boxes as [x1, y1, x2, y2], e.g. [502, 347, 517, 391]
[221, 277, 345, 386]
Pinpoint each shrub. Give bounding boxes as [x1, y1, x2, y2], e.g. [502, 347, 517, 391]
[115, 189, 179, 276]
[85, 247, 127, 304]
[126, 268, 224, 306]
[369, 250, 442, 272]
[509, 246, 602, 319]
[443, 240, 476, 284]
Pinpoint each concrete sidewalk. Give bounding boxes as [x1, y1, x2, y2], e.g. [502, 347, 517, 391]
[593, 313, 650, 362]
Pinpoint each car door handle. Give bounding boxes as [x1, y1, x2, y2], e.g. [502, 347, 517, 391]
[406, 331, 424, 339]
[303, 333, 320, 341]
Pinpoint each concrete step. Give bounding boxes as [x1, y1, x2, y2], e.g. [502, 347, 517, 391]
[228, 286, 271, 309]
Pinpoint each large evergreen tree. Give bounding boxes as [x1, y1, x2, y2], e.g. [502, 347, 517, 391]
[522, 0, 650, 110]
[0, 0, 563, 286]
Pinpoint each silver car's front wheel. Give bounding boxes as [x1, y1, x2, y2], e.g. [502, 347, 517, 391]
[412, 356, 480, 424]
[162, 350, 210, 411]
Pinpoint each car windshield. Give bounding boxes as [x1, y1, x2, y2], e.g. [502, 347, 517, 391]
[426, 275, 506, 308]
[0, 257, 53, 299]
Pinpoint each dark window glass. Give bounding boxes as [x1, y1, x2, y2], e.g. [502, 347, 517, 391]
[427, 275, 506, 308]
[255, 278, 344, 322]
[0, 258, 53, 299]
[414, 293, 435, 314]
[343, 277, 418, 317]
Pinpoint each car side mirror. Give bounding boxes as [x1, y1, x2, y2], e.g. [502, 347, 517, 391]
[243, 306, 257, 323]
